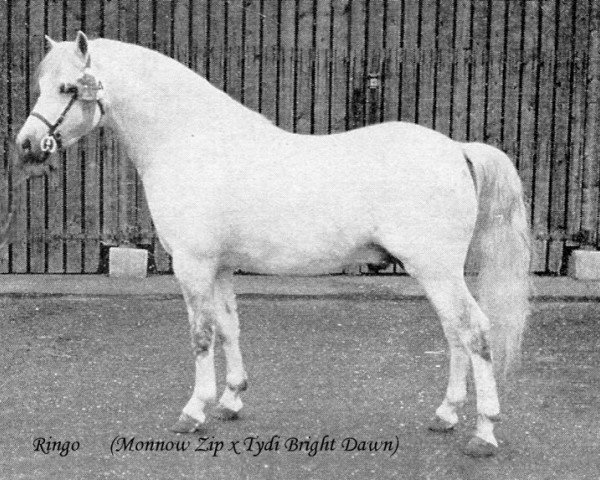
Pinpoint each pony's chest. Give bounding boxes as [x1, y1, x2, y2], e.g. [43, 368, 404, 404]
[141, 169, 223, 246]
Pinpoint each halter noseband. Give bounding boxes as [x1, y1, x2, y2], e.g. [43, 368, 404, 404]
[30, 65, 105, 158]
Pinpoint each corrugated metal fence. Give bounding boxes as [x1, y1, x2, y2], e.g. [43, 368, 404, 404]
[1, 0, 599, 274]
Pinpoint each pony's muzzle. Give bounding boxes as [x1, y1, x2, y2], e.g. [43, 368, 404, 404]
[17, 139, 46, 164]
[14, 133, 54, 176]
[20, 138, 32, 153]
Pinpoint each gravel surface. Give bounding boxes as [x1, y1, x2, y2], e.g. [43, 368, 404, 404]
[1, 295, 599, 479]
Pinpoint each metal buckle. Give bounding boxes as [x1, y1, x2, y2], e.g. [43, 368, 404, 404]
[40, 135, 58, 153]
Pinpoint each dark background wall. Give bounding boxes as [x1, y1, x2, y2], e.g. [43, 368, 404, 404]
[1, 0, 599, 274]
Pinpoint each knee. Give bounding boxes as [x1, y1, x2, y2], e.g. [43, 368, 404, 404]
[191, 324, 214, 356]
[479, 336, 492, 362]
[469, 332, 492, 363]
[218, 326, 240, 347]
[216, 315, 240, 347]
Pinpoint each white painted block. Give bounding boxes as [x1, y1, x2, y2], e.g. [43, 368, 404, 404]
[109, 247, 148, 278]
[569, 250, 600, 280]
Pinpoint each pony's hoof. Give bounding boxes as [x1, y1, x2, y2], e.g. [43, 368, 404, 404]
[428, 416, 456, 433]
[214, 405, 240, 421]
[170, 413, 205, 434]
[463, 436, 497, 457]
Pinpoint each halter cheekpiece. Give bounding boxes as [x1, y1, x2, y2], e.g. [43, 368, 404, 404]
[31, 62, 105, 157]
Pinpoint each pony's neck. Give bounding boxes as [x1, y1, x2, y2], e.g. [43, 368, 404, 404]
[91, 39, 275, 173]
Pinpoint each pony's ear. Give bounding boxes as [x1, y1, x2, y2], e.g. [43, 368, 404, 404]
[44, 35, 57, 49]
[74, 31, 90, 64]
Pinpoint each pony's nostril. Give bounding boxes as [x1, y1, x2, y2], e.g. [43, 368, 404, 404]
[21, 138, 32, 151]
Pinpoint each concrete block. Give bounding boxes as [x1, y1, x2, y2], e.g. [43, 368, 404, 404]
[109, 247, 148, 278]
[569, 250, 600, 280]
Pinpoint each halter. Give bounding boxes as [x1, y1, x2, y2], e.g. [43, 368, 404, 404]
[30, 60, 105, 158]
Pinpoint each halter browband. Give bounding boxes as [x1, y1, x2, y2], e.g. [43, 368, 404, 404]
[30, 67, 105, 159]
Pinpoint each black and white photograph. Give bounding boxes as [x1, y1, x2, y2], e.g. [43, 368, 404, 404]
[1, 0, 599, 478]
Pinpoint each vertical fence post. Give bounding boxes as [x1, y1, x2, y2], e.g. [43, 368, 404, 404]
[581, 1, 600, 248]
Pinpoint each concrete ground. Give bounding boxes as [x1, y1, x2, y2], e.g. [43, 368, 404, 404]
[2, 273, 600, 300]
[1, 275, 599, 479]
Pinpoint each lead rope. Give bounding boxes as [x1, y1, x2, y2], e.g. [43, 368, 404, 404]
[0, 175, 28, 250]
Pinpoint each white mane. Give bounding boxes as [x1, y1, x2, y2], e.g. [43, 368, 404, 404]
[90, 38, 274, 129]
[36, 38, 280, 173]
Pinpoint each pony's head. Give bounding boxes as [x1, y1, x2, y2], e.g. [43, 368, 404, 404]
[15, 31, 106, 176]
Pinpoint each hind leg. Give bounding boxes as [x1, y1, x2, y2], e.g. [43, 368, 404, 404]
[416, 274, 500, 456]
[213, 271, 248, 420]
[428, 323, 469, 432]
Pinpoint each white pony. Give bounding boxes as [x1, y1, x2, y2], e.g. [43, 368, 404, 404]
[16, 32, 530, 457]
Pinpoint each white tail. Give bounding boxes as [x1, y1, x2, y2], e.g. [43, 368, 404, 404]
[463, 142, 531, 373]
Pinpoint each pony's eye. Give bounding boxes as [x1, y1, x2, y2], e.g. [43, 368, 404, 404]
[59, 83, 78, 95]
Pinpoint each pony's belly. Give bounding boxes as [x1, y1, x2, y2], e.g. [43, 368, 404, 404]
[223, 243, 391, 275]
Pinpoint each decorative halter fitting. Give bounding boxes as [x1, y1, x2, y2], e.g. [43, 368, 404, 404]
[30, 58, 105, 158]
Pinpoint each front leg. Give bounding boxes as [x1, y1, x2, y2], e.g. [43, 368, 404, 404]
[170, 251, 219, 433]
